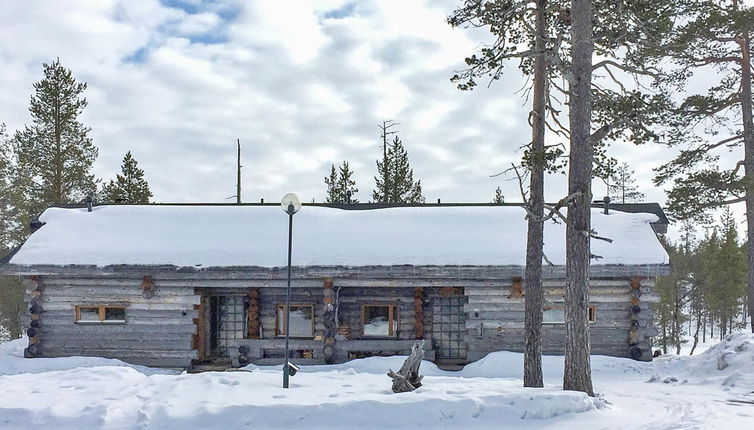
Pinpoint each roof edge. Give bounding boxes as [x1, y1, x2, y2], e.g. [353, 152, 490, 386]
[1, 263, 671, 279]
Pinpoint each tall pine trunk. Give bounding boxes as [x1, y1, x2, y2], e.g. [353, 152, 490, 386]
[739, 32, 754, 334]
[523, 0, 548, 389]
[564, 0, 594, 396]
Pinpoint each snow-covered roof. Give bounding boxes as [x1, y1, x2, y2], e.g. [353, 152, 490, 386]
[8, 205, 669, 268]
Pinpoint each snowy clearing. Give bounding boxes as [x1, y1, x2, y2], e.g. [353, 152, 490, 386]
[1, 334, 752, 430]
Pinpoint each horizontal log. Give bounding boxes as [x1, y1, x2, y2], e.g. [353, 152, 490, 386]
[42, 339, 194, 351]
[42, 348, 197, 360]
[247, 358, 324, 366]
[41, 323, 196, 335]
[38, 282, 196, 295]
[36, 302, 195, 311]
[37, 294, 201, 305]
[42, 332, 193, 343]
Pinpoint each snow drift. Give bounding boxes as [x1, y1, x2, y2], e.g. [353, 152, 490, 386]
[0, 337, 597, 429]
[2, 335, 754, 429]
[650, 333, 754, 388]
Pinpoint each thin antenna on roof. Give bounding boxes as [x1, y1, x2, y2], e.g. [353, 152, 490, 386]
[236, 139, 242, 204]
[226, 139, 243, 203]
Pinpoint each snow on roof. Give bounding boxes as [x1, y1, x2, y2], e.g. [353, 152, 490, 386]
[8, 205, 669, 268]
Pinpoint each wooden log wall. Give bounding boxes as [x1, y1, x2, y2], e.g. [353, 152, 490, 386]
[464, 277, 659, 362]
[23, 276, 199, 368]
[20, 271, 661, 369]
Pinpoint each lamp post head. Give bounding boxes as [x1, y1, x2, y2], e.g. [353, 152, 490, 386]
[281, 193, 301, 216]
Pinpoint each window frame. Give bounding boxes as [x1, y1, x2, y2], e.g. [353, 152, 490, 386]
[275, 303, 315, 338]
[360, 303, 398, 337]
[74, 305, 127, 324]
[542, 305, 597, 324]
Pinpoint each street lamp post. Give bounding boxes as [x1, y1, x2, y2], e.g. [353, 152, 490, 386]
[281, 193, 301, 388]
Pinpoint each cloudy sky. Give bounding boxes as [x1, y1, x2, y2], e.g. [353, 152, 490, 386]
[0, 0, 686, 208]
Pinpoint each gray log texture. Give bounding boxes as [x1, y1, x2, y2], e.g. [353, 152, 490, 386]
[16, 264, 663, 370]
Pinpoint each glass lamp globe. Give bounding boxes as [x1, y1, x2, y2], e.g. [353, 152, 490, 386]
[281, 193, 302, 215]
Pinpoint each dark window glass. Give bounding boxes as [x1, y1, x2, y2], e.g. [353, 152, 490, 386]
[105, 307, 126, 321]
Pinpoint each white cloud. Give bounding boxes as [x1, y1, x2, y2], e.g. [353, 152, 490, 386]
[0, 0, 678, 214]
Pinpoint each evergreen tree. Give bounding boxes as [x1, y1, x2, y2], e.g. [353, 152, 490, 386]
[13, 59, 98, 211]
[373, 135, 424, 203]
[609, 162, 646, 203]
[324, 161, 359, 204]
[324, 164, 339, 204]
[101, 152, 152, 204]
[708, 208, 747, 336]
[493, 186, 505, 203]
[449, 0, 675, 392]
[337, 161, 359, 203]
[650, 0, 754, 332]
[654, 237, 692, 354]
[0, 123, 25, 340]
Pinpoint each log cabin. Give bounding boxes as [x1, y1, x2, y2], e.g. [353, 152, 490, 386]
[0, 202, 670, 369]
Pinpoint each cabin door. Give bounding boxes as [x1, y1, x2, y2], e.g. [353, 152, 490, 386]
[209, 295, 247, 358]
[432, 294, 467, 362]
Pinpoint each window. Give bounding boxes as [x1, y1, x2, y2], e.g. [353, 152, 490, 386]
[276, 304, 314, 337]
[362, 304, 397, 337]
[543, 306, 597, 324]
[588, 306, 597, 322]
[75, 306, 126, 324]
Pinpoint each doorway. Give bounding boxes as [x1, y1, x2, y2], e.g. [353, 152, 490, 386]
[209, 295, 247, 358]
[432, 294, 467, 362]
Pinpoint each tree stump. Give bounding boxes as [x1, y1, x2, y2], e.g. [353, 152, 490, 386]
[387, 340, 425, 393]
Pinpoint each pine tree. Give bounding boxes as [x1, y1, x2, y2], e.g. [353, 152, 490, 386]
[493, 186, 505, 203]
[449, 0, 675, 391]
[324, 164, 338, 204]
[609, 162, 646, 203]
[324, 161, 359, 204]
[654, 237, 692, 354]
[101, 152, 152, 204]
[373, 135, 424, 203]
[651, 0, 754, 332]
[13, 59, 98, 211]
[337, 161, 359, 203]
[563, 0, 595, 397]
[708, 208, 746, 337]
[0, 123, 25, 340]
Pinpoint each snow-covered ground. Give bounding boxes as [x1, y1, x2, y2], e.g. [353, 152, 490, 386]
[1, 334, 752, 430]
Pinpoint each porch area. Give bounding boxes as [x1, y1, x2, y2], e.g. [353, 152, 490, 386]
[228, 338, 436, 367]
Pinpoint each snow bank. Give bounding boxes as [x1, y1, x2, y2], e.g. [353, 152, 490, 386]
[650, 333, 754, 388]
[4, 335, 754, 429]
[0, 338, 598, 429]
[9, 205, 669, 267]
[0, 337, 173, 376]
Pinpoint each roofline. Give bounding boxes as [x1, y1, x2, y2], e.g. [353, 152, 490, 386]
[44, 200, 668, 213]
[0, 263, 671, 279]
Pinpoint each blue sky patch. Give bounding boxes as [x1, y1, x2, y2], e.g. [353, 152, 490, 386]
[124, 46, 149, 64]
[322, 2, 356, 20]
